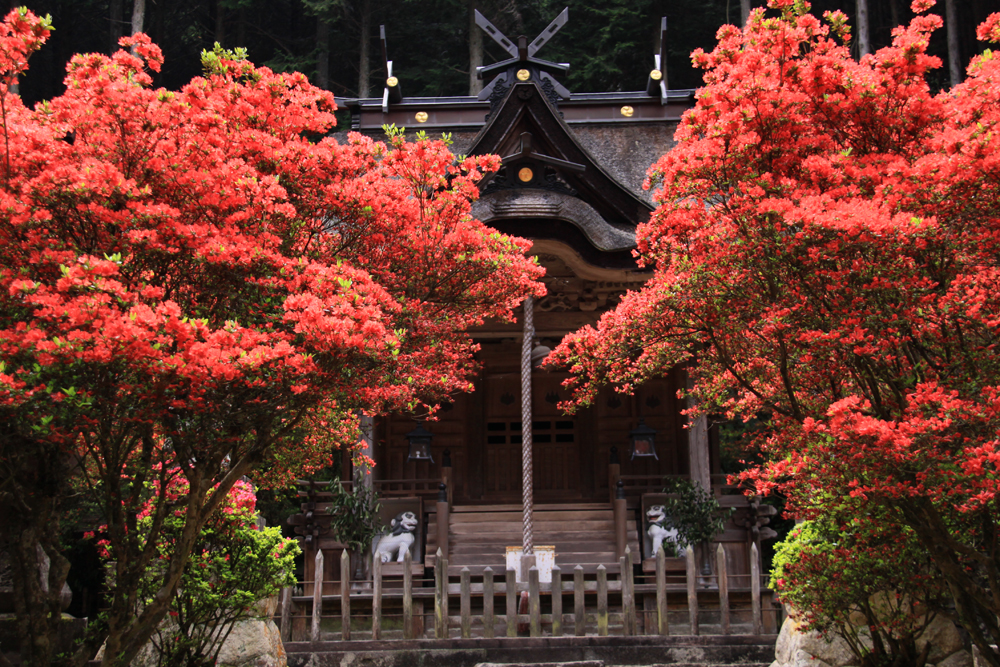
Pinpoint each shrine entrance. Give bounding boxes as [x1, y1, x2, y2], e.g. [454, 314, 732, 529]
[481, 370, 585, 502]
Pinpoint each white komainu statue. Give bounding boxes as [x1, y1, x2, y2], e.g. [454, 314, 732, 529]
[374, 511, 419, 563]
[646, 504, 680, 557]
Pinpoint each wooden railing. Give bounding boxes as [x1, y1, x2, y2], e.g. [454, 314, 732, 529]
[277, 542, 777, 642]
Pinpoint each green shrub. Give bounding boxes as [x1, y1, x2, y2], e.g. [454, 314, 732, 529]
[660, 478, 732, 551]
[771, 516, 946, 667]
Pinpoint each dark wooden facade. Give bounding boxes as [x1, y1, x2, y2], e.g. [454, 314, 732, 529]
[288, 18, 777, 613]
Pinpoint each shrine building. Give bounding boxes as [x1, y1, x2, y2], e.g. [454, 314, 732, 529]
[286, 11, 778, 645]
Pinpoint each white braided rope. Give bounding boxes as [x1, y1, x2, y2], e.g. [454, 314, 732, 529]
[521, 296, 534, 555]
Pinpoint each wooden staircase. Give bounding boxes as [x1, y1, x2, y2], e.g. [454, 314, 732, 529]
[426, 503, 641, 575]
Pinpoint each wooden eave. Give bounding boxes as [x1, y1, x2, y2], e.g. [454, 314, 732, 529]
[341, 89, 695, 133]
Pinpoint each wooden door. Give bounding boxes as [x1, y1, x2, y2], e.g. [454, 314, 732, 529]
[482, 371, 583, 502]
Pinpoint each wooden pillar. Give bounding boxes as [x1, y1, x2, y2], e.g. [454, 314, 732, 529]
[483, 567, 495, 639]
[685, 545, 698, 636]
[528, 566, 541, 637]
[613, 480, 627, 559]
[280, 586, 293, 642]
[441, 449, 453, 505]
[625, 545, 636, 635]
[340, 550, 351, 640]
[506, 568, 517, 637]
[686, 369, 711, 492]
[435, 548, 448, 638]
[460, 567, 471, 638]
[403, 549, 413, 639]
[436, 484, 449, 560]
[608, 447, 621, 504]
[551, 565, 563, 637]
[620, 550, 632, 636]
[574, 565, 585, 637]
[717, 543, 729, 635]
[372, 556, 382, 640]
[311, 549, 323, 643]
[751, 543, 762, 635]
[656, 548, 668, 636]
[597, 565, 608, 636]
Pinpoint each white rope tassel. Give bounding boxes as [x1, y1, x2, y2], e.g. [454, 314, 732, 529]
[521, 295, 534, 555]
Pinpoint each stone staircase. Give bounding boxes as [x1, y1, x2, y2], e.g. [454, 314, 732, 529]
[476, 663, 770, 667]
[285, 635, 777, 667]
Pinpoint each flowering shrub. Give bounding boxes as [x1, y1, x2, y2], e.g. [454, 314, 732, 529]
[116, 479, 299, 667]
[772, 517, 946, 667]
[0, 11, 542, 665]
[548, 0, 1000, 661]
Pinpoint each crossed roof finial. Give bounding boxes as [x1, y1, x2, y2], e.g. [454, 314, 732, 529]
[474, 8, 571, 102]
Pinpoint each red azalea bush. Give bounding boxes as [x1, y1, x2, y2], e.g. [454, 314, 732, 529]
[549, 0, 1000, 661]
[0, 16, 543, 667]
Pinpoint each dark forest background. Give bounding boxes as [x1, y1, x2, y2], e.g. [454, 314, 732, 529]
[10, 0, 1000, 113]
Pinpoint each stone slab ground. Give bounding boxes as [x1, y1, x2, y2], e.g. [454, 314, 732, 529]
[284, 634, 776, 667]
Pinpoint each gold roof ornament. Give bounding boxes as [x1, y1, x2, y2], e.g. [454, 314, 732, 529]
[415, 111, 429, 123]
[620, 105, 634, 117]
[649, 69, 662, 81]
[386, 76, 398, 87]
[516, 69, 531, 81]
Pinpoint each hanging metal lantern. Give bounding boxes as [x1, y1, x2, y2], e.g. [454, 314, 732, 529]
[629, 418, 658, 460]
[406, 422, 435, 463]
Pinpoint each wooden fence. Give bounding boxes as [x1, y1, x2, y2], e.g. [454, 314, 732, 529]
[278, 542, 776, 642]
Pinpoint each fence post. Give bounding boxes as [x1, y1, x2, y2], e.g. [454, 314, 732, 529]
[551, 565, 563, 637]
[751, 542, 762, 635]
[340, 549, 351, 640]
[280, 586, 293, 642]
[483, 567, 495, 639]
[574, 565, 585, 637]
[656, 548, 668, 636]
[311, 549, 323, 643]
[717, 543, 729, 635]
[506, 568, 517, 637]
[460, 567, 471, 638]
[627, 545, 637, 635]
[529, 566, 541, 637]
[403, 548, 413, 639]
[372, 556, 382, 640]
[620, 552, 632, 636]
[686, 545, 699, 636]
[435, 548, 448, 639]
[597, 564, 608, 637]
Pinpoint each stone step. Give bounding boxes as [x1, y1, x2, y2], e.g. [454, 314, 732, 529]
[475, 663, 771, 667]
[286, 636, 778, 667]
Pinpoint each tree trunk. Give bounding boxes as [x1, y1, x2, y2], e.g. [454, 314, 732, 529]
[131, 0, 144, 36]
[0, 442, 72, 667]
[109, 0, 123, 53]
[857, 0, 871, 58]
[741, 0, 752, 26]
[215, 0, 226, 48]
[358, 0, 371, 98]
[888, 0, 901, 30]
[468, 0, 483, 96]
[945, 0, 962, 87]
[316, 17, 330, 90]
